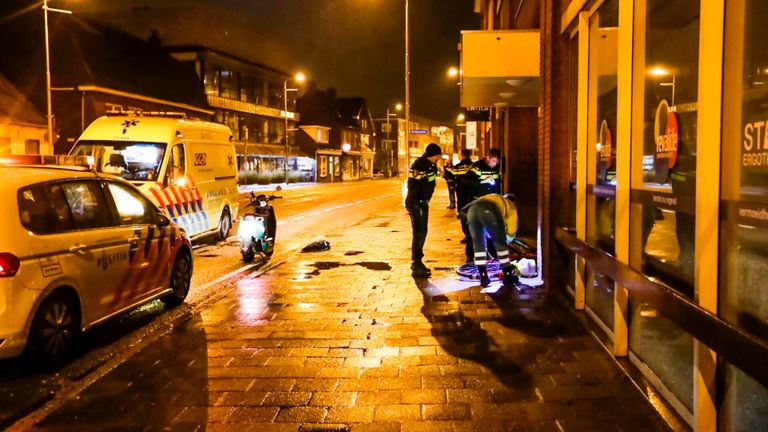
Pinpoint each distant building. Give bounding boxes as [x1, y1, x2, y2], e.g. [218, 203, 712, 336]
[0, 74, 48, 155]
[296, 85, 375, 182]
[372, 115, 455, 176]
[166, 46, 312, 184]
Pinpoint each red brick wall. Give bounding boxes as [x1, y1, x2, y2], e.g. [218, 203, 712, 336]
[539, 0, 572, 289]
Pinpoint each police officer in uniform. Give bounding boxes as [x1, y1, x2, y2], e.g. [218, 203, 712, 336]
[443, 162, 457, 209]
[406, 143, 442, 277]
[466, 148, 502, 199]
[461, 148, 502, 262]
[460, 193, 519, 289]
[452, 149, 474, 212]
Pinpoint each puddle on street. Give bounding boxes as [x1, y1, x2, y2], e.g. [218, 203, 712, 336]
[300, 261, 391, 277]
[355, 262, 391, 271]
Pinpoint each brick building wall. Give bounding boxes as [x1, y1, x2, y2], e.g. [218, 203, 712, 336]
[539, 0, 571, 288]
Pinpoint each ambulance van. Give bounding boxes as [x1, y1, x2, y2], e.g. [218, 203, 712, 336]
[70, 113, 239, 241]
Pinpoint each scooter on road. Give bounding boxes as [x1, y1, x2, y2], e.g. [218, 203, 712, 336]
[237, 187, 281, 262]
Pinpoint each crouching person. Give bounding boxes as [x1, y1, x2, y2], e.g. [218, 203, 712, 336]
[460, 193, 519, 288]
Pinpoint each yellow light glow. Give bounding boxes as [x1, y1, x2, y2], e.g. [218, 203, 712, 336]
[457, 114, 465, 122]
[648, 66, 671, 77]
[295, 72, 306, 83]
[395, 103, 403, 111]
[448, 67, 459, 77]
[342, 143, 351, 152]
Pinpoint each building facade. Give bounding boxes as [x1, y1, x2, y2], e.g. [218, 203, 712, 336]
[372, 115, 456, 178]
[469, 0, 768, 430]
[0, 74, 48, 155]
[296, 87, 376, 183]
[168, 46, 312, 184]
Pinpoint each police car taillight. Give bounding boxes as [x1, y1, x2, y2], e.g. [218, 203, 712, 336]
[0, 253, 20, 277]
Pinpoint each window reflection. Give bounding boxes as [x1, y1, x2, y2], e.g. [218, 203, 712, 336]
[720, 0, 768, 429]
[628, 0, 700, 416]
[585, 0, 618, 329]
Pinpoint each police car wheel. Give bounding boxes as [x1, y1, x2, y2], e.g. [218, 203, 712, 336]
[29, 290, 80, 364]
[216, 211, 231, 241]
[162, 252, 192, 307]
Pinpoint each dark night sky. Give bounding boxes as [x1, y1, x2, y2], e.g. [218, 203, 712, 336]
[60, 0, 479, 122]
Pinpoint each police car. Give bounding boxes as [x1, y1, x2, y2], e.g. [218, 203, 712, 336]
[0, 165, 193, 363]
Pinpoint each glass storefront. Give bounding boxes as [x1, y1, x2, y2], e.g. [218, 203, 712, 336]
[585, 0, 618, 329]
[627, 0, 700, 415]
[720, 0, 768, 429]
[563, 0, 768, 428]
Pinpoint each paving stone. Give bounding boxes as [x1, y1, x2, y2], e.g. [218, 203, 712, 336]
[373, 404, 421, 422]
[399, 389, 446, 405]
[261, 391, 313, 407]
[309, 391, 357, 407]
[225, 406, 280, 423]
[422, 404, 471, 421]
[274, 406, 328, 423]
[326, 406, 376, 423]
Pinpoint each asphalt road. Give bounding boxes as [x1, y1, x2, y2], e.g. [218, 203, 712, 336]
[0, 178, 407, 429]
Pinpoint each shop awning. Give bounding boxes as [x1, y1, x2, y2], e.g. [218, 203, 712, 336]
[460, 30, 540, 108]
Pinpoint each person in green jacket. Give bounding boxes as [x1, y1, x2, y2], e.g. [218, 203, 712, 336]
[460, 193, 519, 288]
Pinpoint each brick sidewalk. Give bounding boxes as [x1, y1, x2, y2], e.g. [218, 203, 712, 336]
[30, 192, 668, 432]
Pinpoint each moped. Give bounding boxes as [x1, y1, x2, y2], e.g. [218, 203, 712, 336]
[238, 187, 281, 262]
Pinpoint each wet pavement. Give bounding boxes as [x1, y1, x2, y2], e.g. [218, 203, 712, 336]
[13, 187, 668, 431]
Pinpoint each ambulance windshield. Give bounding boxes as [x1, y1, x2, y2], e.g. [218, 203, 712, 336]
[71, 141, 167, 182]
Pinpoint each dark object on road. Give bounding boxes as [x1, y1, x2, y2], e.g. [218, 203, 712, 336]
[301, 239, 331, 253]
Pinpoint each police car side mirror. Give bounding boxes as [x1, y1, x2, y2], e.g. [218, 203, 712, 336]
[157, 213, 171, 228]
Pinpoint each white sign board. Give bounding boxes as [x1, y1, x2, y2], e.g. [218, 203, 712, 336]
[466, 121, 477, 149]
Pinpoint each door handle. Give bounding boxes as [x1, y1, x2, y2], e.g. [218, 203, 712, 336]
[68, 244, 86, 254]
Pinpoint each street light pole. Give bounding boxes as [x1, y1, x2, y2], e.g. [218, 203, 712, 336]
[282, 72, 306, 184]
[42, 0, 71, 153]
[404, 0, 410, 173]
[283, 80, 289, 184]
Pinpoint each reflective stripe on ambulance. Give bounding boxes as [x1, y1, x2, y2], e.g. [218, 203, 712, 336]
[147, 179, 210, 236]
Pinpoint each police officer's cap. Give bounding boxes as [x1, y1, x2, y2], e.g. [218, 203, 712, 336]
[424, 143, 442, 157]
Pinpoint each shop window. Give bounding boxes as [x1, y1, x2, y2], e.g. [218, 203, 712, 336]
[719, 0, 768, 429]
[585, 0, 619, 329]
[25, 139, 40, 154]
[628, 0, 700, 415]
[204, 66, 220, 96]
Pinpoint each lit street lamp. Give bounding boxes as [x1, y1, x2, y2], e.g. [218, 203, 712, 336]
[43, 0, 72, 152]
[386, 104, 401, 177]
[283, 72, 306, 184]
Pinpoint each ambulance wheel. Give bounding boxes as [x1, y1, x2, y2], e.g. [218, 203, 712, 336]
[216, 210, 231, 241]
[162, 252, 191, 307]
[28, 289, 81, 365]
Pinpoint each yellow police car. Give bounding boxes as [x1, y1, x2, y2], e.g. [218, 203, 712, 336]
[0, 165, 193, 363]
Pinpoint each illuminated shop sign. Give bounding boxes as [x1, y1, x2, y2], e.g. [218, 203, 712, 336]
[742, 117, 768, 169]
[653, 99, 678, 183]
